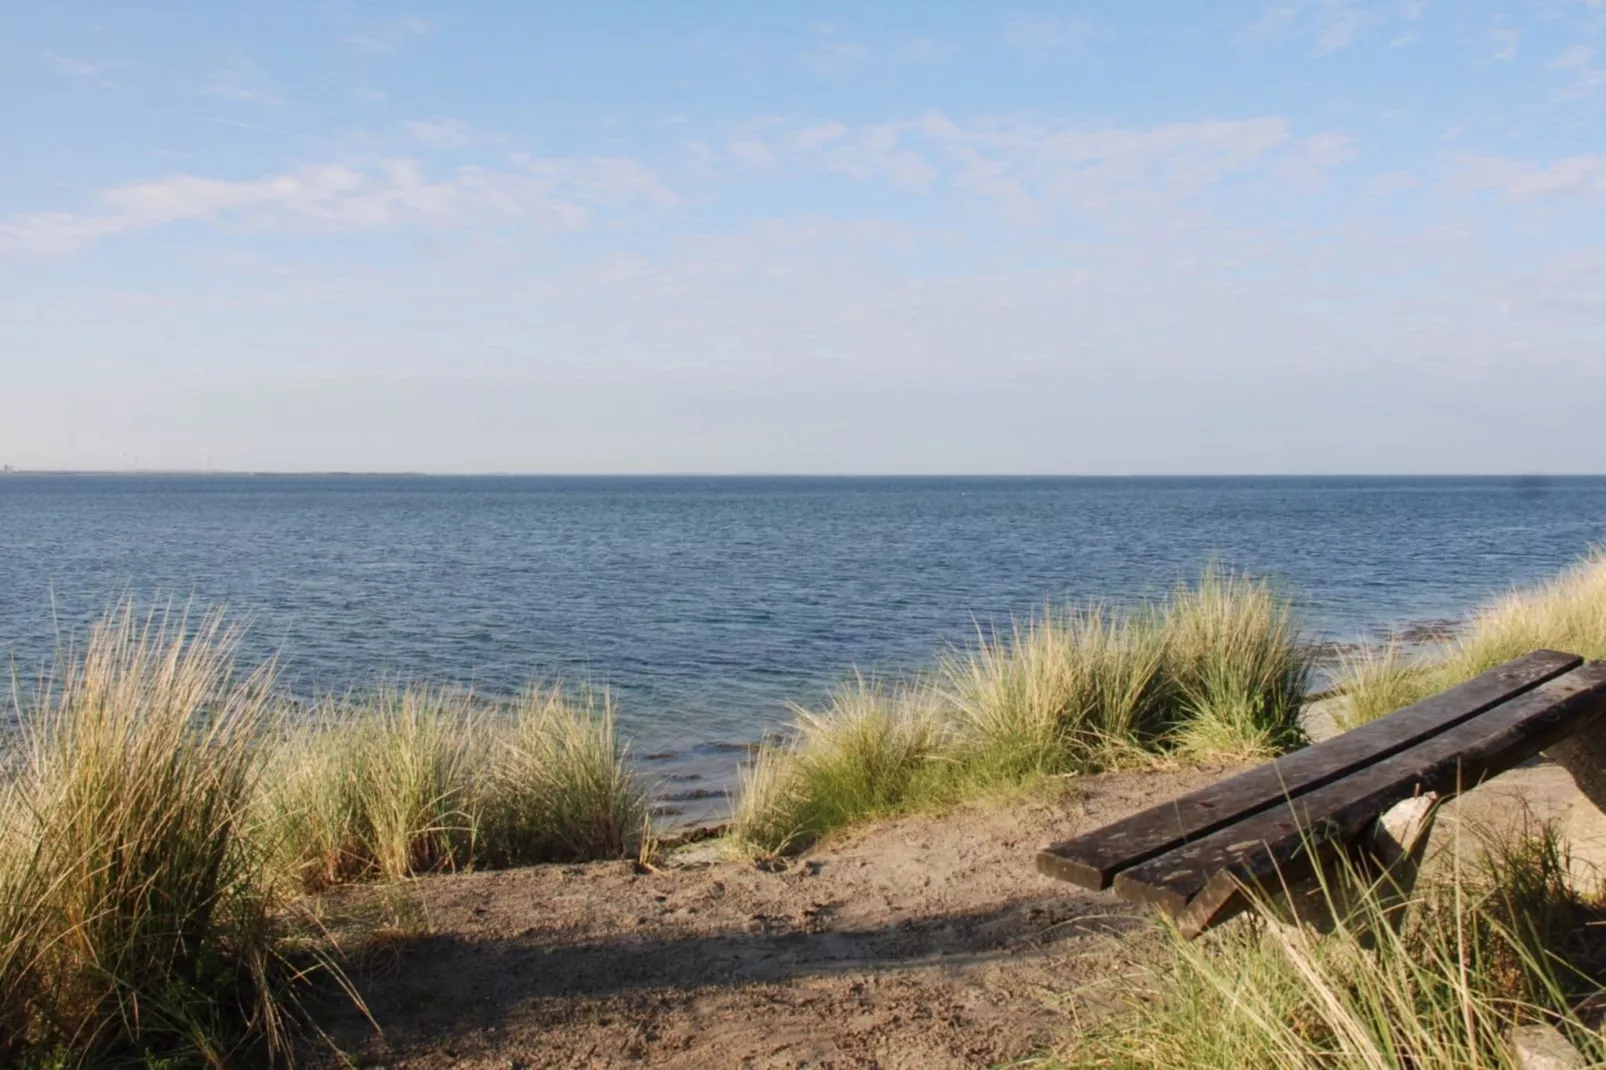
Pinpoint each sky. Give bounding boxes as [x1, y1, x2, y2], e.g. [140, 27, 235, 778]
[2, 1, 1604, 474]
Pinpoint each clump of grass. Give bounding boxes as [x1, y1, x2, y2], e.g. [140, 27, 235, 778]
[735, 569, 1311, 854]
[0, 785, 47, 1063]
[478, 686, 646, 866]
[258, 688, 484, 892]
[1058, 821, 1604, 1069]
[0, 604, 295, 1066]
[1340, 549, 1606, 727]
[943, 606, 1172, 782]
[731, 677, 949, 855]
[1336, 643, 1420, 730]
[261, 683, 646, 889]
[1163, 569, 1311, 759]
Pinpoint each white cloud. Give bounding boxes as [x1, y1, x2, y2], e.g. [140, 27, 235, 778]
[896, 37, 949, 60]
[406, 118, 472, 148]
[728, 135, 775, 169]
[1368, 169, 1418, 194]
[1000, 14, 1095, 53]
[204, 58, 281, 106]
[728, 112, 1295, 222]
[1490, 27, 1520, 62]
[43, 51, 121, 86]
[345, 17, 433, 55]
[1458, 153, 1606, 201]
[1549, 45, 1606, 99]
[1317, 7, 1365, 52]
[789, 122, 848, 153]
[1250, 0, 1428, 55]
[803, 24, 871, 75]
[0, 156, 677, 256]
[1272, 133, 1358, 188]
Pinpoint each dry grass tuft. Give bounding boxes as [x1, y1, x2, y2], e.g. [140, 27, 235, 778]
[731, 677, 947, 855]
[734, 569, 1311, 855]
[478, 686, 646, 867]
[1340, 548, 1606, 727]
[0, 604, 294, 1066]
[1054, 820, 1605, 1069]
[260, 683, 646, 891]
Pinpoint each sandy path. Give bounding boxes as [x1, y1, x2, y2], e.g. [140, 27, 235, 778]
[309, 764, 1245, 1069]
[308, 755, 1591, 1069]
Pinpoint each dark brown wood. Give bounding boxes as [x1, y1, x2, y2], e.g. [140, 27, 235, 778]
[1035, 649, 1582, 890]
[1108, 663, 1606, 935]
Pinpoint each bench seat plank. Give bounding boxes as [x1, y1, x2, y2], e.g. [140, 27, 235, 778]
[1036, 649, 1582, 890]
[1112, 663, 1606, 934]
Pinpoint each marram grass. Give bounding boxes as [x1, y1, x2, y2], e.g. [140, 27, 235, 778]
[731, 676, 950, 855]
[259, 684, 647, 892]
[0, 606, 647, 1064]
[1050, 821, 1606, 1070]
[733, 569, 1312, 854]
[1340, 548, 1606, 727]
[0, 606, 292, 1066]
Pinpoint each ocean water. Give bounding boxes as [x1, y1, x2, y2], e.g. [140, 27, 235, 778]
[1, 475, 1603, 815]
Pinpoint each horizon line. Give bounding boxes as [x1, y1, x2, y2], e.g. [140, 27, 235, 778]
[1, 469, 1599, 480]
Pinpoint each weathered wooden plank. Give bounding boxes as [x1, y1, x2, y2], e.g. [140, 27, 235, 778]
[1036, 650, 1581, 890]
[1109, 663, 1606, 935]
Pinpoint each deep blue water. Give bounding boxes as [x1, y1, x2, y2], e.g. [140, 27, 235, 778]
[1, 475, 1603, 813]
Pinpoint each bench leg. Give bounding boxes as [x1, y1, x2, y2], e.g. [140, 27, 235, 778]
[1542, 734, 1606, 895]
[1270, 792, 1441, 937]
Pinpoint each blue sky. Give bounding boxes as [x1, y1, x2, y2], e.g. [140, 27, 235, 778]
[2, 1, 1604, 473]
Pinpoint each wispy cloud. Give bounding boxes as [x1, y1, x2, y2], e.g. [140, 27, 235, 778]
[721, 112, 1298, 222]
[405, 118, 472, 148]
[204, 59, 281, 106]
[1458, 153, 1606, 201]
[1368, 169, 1418, 194]
[803, 24, 871, 75]
[1250, 0, 1428, 55]
[1275, 132, 1360, 188]
[346, 16, 433, 55]
[43, 51, 122, 87]
[1490, 27, 1520, 62]
[896, 37, 950, 60]
[0, 156, 677, 256]
[1000, 13, 1095, 54]
[1549, 45, 1606, 99]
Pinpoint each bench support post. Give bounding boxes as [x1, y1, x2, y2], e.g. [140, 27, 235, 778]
[1541, 733, 1606, 895]
[1263, 792, 1441, 938]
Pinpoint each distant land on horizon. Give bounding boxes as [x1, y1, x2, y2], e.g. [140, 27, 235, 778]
[2, 469, 1603, 480]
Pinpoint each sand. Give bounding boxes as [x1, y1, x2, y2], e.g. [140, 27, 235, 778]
[307, 764, 1247, 1069]
[306, 754, 1590, 1069]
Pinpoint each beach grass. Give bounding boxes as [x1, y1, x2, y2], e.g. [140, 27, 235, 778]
[0, 605, 647, 1064]
[1052, 819, 1604, 1069]
[733, 569, 1312, 854]
[260, 684, 646, 892]
[731, 676, 950, 854]
[257, 688, 486, 891]
[477, 685, 646, 867]
[1340, 548, 1606, 727]
[0, 605, 293, 1066]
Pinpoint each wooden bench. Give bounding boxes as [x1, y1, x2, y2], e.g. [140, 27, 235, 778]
[1036, 650, 1606, 937]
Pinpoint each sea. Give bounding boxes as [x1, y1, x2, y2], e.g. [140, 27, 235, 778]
[1, 474, 1602, 821]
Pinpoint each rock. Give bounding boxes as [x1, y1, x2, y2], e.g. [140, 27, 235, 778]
[1509, 1022, 1586, 1070]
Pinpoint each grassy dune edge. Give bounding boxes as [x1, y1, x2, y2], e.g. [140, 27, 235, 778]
[733, 568, 1311, 854]
[1339, 548, 1606, 728]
